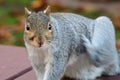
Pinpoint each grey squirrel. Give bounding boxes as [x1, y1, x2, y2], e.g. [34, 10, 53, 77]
[24, 6, 120, 80]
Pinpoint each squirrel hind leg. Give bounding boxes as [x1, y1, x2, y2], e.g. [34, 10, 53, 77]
[81, 34, 102, 67]
[102, 52, 120, 75]
[81, 36, 120, 76]
[116, 51, 120, 74]
[81, 35, 120, 76]
[101, 53, 120, 76]
[81, 34, 113, 67]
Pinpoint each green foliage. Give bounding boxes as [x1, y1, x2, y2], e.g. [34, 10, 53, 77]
[3, 0, 31, 5]
[116, 30, 120, 40]
[79, 10, 102, 19]
[0, 0, 32, 25]
[13, 31, 24, 46]
[0, 8, 17, 25]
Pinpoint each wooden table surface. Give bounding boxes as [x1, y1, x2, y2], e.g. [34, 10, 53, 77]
[0, 45, 120, 80]
[0, 45, 36, 80]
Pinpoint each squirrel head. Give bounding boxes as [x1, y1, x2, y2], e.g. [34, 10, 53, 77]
[24, 6, 53, 47]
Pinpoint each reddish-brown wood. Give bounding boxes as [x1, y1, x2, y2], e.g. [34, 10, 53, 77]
[15, 70, 37, 80]
[0, 45, 31, 80]
[62, 75, 120, 80]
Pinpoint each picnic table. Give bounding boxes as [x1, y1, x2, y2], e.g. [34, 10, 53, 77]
[0, 45, 120, 80]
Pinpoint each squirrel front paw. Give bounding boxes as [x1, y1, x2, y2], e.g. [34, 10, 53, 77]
[81, 34, 93, 51]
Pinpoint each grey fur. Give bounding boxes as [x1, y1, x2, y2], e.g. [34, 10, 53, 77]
[24, 12, 120, 80]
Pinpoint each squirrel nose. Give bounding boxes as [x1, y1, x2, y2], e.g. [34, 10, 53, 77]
[38, 39, 44, 47]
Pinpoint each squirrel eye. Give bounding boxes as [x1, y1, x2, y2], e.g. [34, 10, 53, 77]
[48, 24, 52, 30]
[26, 25, 30, 31]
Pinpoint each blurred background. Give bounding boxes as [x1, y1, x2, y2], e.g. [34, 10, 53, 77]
[0, 0, 120, 50]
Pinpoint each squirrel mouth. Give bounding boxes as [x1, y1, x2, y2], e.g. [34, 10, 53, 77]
[38, 41, 44, 47]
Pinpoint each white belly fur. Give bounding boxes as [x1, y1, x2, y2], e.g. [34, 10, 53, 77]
[65, 54, 104, 80]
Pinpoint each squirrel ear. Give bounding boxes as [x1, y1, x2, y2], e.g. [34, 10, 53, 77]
[24, 7, 31, 17]
[43, 6, 51, 15]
